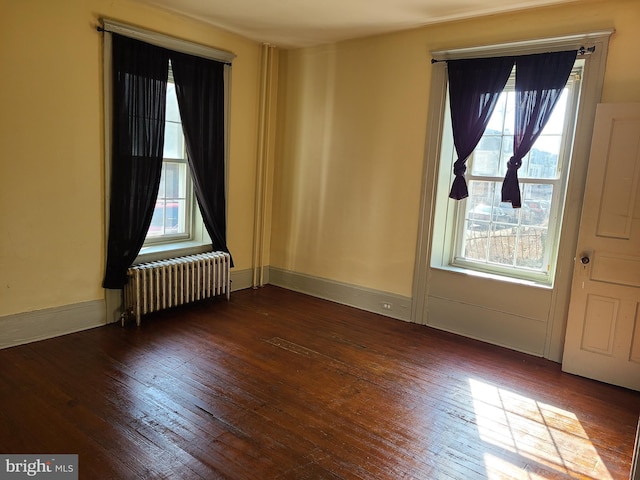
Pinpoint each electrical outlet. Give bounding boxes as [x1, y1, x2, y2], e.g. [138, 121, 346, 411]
[381, 302, 393, 310]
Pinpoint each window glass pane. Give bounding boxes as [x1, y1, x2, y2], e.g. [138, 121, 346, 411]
[165, 83, 181, 123]
[156, 161, 188, 237]
[472, 135, 502, 176]
[515, 226, 546, 269]
[520, 183, 553, 227]
[539, 89, 568, 135]
[487, 224, 516, 265]
[499, 134, 513, 174]
[163, 82, 185, 160]
[163, 122, 184, 159]
[146, 197, 189, 238]
[512, 89, 568, 180]
[485, 91, 507, 133]
[164, 162, 180, 198]
[526, 137, 561, 178]
[467, 180, 495, 207]
[472, 91, 510, 177]
[163, 200, 184, 234]
[148, 199, 165, 238]
[503, 90, 515, 135]
[460, 180, 554, 272]
[462, 223, 489, 262]
[167, 199, 187, 233]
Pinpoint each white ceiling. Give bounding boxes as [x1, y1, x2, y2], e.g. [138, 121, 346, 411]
[135, 0, 580, 48]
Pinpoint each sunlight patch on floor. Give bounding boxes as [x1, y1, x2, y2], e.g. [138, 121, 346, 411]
[469, 378, 612, 480]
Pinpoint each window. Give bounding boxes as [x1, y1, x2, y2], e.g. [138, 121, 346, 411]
[435, 60, 583, 284]
[101, 19, 235, 317]
[145, 71, 193, 244]
[101, 20, 235, 279]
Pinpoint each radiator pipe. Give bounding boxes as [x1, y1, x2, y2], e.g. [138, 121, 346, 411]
[252, 44, 277, 288]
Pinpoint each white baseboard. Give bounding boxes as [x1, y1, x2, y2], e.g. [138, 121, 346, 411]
[0, 300, 106, 350]
[268, 267, 412, 322]
[230, 268, 259, 292]
[0, 268, 409, 349]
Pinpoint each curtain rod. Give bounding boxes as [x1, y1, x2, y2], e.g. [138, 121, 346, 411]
[430, 45, 595, 64]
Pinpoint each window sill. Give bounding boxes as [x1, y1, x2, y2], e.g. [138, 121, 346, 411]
[135, 240, 213, 265]
[430, 263, 554, 290]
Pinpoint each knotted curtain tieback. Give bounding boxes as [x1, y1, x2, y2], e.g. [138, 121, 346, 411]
[506, 156, 523, 171]
[453, 161, 467, 176]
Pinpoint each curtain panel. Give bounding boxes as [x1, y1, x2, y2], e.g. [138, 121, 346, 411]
[171, 52, 233, 266]
[501, 50, 578, 207]
[102, 34, 169, 289]
[447, 57, 514, 200]
[445, 50, 577, 206]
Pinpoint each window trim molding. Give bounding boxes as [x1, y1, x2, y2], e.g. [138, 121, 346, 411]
[430, 30, 614, 61]
[411, 30, 613, 360]
[100, 19, 236, 64]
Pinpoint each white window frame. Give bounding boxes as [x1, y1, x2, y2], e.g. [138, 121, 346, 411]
[101, 19, 235, 264]
[444, 63, 583, 284]
[411, 30, 613, 325]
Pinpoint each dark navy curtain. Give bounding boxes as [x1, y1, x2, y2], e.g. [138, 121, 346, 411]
[447, 57, 514, 200]
[501, 50, 577, 207]
[170, 52, 233, 266]
[103, 34, 169, 289]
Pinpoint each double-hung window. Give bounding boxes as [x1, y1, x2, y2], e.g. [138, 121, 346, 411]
[102, 19, 235, 287]
[456, 62, 582, 281]
[145, 66, 193, 244]
[434, 59, 584, 285]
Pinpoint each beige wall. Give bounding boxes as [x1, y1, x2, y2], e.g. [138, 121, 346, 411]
[272, 38, 429, 296]
[0, 0, 262, 317]
[271, 0, 640, 358]
[272, 0, 640, 298]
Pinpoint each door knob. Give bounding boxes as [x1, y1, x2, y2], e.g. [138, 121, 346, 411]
[580, 255, 590, 265]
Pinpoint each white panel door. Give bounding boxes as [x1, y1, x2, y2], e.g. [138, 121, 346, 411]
[562, 103, 640, 391]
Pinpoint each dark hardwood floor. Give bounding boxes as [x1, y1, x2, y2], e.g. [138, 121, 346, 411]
[0, 285, 638, 479]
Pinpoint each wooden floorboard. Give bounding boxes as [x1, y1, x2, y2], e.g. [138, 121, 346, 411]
[0, 285, 638, 479]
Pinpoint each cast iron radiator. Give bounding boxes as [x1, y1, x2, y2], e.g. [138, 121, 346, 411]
[124, 251, 231, 325]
